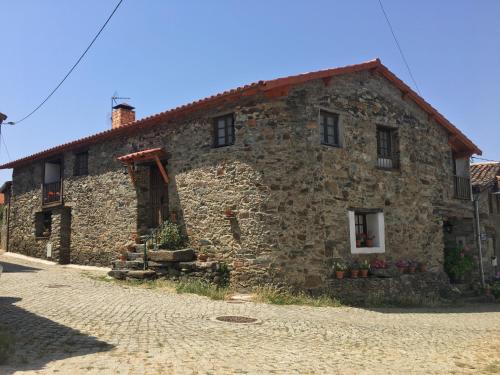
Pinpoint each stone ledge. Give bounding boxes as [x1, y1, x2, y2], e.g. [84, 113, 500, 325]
[147, 248, 195, 262]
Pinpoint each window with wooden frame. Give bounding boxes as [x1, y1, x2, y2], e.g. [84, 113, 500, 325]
[376, 126, 399, 169]
[73, 151, 88, 176]
[355, 213, 367, 236]
[319, 110, 340, 147]
[213, 114, 235, 148]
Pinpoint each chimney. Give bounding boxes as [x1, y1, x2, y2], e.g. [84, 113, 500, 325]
[112, 103, 135, 129]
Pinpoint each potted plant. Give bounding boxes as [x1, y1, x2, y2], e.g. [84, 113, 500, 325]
[359, 259, 370, 278]
[355, 233, 363, 248]
[408, 261, 418, 274]
[396, 260, 409, 274]
[333, 260, 348, 279]
[350, 261, 360, 278]
[365, 233, 375, 247]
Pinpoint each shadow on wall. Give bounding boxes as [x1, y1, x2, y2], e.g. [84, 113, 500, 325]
[0, 297, 113, 374]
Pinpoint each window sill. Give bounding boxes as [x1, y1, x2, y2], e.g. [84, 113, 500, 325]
[320, 142, 342, 148]
[351, 246, 385, 254]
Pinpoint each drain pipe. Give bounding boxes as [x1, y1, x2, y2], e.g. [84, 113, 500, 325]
[473, 193, 485, 288]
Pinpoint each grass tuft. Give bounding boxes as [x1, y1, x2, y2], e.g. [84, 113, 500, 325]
[253, 286, 341, 307]
[175, 280, 229, 300]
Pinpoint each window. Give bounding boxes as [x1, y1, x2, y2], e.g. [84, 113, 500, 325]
[74, 151, 88, 176]
[213, 114, 235, 147]
[348, 210, 385, 254]
[355, 213, 367, 236]
[376, 126, 399, 169]
[35, 211, 52, 237]
[319, 111, 340, 147]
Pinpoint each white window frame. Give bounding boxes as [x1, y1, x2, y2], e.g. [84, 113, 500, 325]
[348, 210, 385, 254]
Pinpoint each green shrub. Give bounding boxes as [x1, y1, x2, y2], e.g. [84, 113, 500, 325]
[491, 283, 500, 299]
[444, 245, 475, 282]
[158, 221, 184, 249]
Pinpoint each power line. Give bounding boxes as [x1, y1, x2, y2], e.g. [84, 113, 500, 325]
[471, 156, 500, 163]
[8, 0, 124, 125]
[1, 133, 11, 162]
[377, 0, 422, 96]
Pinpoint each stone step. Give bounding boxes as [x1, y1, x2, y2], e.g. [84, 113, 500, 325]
[127, 252, 144, 260]
[147, 248, 195, 262]
[134, 244, 146, 252]
[112, 260, 144, 270]
[107, 269, 156, 280]
[127, 270, 156, 279]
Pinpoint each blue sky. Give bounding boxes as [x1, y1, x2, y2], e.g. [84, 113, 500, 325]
[0, 1, 499, 184]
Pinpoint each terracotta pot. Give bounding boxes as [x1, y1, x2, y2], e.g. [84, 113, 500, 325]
[365, 239, 374, 247]
[360, 269, 369, 278]
[198, 254, 208, 262]
[335, 271, 345, 280]
[408, 266, 416, 274]
[356, 240, 361, 247]
[350, 269, 359, 279]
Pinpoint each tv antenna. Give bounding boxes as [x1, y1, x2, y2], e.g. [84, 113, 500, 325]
[111, 94, 131, 121]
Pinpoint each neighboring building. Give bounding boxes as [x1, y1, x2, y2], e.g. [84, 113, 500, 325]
[470, 162, 500, 279]
[0, 59, 481, 289]
[0, 181, 12, 250]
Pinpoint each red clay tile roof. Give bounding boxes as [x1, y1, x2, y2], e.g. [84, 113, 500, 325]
[0, 193, 4, 205]
[470, 162, 500, 189]
[117, 148, 165, 163]
[0, 59, 481, 169]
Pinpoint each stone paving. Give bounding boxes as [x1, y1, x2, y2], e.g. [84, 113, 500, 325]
[0, 253, 499, 375]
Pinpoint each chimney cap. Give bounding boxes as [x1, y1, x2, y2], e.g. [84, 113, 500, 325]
[113, 102, 135, 111]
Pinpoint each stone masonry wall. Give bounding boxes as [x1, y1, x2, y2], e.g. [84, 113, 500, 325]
[8, 70, 474, 288]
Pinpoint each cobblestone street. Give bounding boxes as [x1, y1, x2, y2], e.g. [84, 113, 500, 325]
[0, 253, 499, 375]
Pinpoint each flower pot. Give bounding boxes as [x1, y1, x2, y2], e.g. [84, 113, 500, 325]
[408, 266, 416, 274]
[360, 269, 369, 278]
[335, 271, 345, 280]
[350, 269, 359, 279]
[356, 240, 361, 247]
[397, 266, 407, 274]
[198, 254, 208, 262]
[365, 239, 374, 247]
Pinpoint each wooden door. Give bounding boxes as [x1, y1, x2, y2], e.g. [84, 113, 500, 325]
[150, 165, 168, 227]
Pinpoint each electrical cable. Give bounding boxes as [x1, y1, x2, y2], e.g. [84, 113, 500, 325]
[7, 0, 124, 125]
[377, 0, 422, 96]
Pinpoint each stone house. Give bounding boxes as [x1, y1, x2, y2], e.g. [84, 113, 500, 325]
[470, 162, 500, 279]
[0, 59, 481, 289]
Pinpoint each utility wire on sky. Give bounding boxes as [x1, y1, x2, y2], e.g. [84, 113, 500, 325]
[377, 0, 422, 96]
[6, 0, 124, 126]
